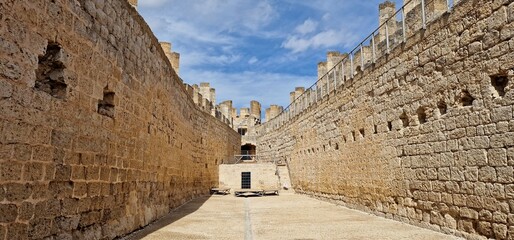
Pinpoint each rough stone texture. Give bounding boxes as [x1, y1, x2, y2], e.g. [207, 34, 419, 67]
[0, 0, 240, 239]
[257, 0, 514, 239]
[231, 100, 261, 151]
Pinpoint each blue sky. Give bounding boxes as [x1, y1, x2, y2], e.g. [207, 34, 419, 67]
[138, 0, 403, 112]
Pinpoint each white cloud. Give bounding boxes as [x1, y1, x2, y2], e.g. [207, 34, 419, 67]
[138, 0, 406, 109]
[283, 30, 347, 53]
[162, 19, 236, 45]
[248, 57, 258, 65]
[295, 19, 318, 35]
[181, 51, 241, 67]
[188, 0, 277, 33]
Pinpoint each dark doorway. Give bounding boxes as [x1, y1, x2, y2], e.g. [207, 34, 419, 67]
[241, 172, 251, 189]
[241, 144, 256, 156]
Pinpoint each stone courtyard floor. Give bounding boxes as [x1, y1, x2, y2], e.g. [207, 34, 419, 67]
[123, 193, 462, 240]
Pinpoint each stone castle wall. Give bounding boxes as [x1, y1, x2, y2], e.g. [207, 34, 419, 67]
[0, 1, 240, 239]
[257, 0, 514, 239]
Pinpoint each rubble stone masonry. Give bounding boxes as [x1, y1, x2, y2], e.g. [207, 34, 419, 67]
[258, 0, 514, 239]
[0, 0, 240, 239]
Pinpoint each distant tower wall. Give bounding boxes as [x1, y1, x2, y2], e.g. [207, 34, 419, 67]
[199, 83, 211, 102]
[199, 83, 216, 105]
[379, 1, 396, 42]
[219, 100, 233, 121]
[326, 51, 344, 70]
[250, 100, 261, 120]
[240, 108, 250, 117]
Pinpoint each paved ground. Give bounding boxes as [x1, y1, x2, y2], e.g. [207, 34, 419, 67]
[123, 193, 461, 240]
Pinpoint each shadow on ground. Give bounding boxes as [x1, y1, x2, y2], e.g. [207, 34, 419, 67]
[119, 195, 213, 240]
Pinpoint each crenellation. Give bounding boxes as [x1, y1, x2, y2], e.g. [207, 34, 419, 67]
[159, 42, 180, 75]
[250, 100, 261, 120]
[265, 105, 284, 123]
[218, 100, 233, 125]
[317, 61, 328, 79]
[128, 0, 138, 9]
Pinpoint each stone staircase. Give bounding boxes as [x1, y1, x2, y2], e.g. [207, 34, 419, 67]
[276, 164, 293, 193]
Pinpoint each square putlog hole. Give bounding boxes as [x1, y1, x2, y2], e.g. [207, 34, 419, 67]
[35, 42, 68, 99]
[98, 88, 115, 118]
[491, 75, 508, 98]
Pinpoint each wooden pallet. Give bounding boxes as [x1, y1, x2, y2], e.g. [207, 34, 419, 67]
[234, 189, 264, 197]
[210, 187, 231, 195]
[234, 189, 280, 197]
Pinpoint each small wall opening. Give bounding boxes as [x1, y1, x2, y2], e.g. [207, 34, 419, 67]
[241, 144, 256, 156]
[400, 112, 409, 127]
[417, 107, 427, 124]
[373, 125, 378, 134]
[387, 121, 393, 131]
[334, 143, 339, 150]
[491, 75, 508, 97]
[351, 131, 356, 141]
[459, 90, 474, 106]
[359, 128, 365, 137]
[437, 100, 447, 115]
[98, 86, 115, 118]
[238, 128, 248, 136]
[35, 42, 67, 99]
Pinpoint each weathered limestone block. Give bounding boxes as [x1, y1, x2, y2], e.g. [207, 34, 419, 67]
[0, 1, 240, 239]
[257, 0, 514, 239]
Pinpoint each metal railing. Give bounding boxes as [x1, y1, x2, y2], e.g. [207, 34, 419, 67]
[263, 0, 457, 132]
[223, 155, 278, 165]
